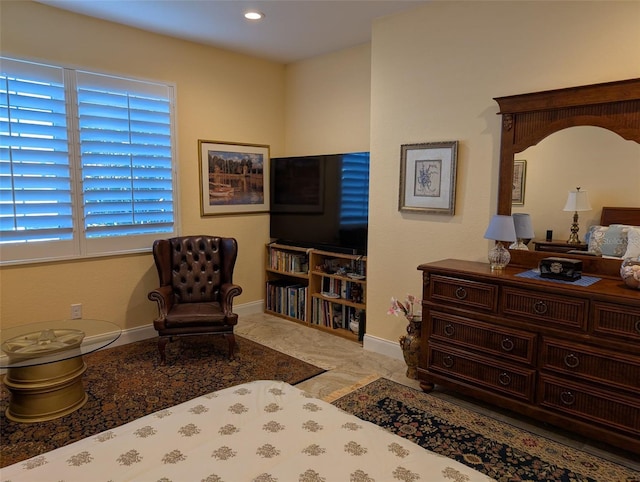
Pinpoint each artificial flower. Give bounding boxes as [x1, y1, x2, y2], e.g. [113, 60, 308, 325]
[387, 294, 421, 320]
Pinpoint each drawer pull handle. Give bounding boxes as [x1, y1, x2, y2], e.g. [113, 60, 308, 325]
[635, 320, 640, 334]
[560, 391, 575, 406]
[533, 300, 548, 315]
[564, 353, 580, 368]
[498, 372, 511, 386]
[442, 356, 454, 368]
[455, 287, 467, 300]
[444, 324, 455, 336]
[501, 338, 514, 352]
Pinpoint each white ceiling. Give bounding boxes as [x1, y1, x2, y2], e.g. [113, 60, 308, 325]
[36, 0, 429, 63]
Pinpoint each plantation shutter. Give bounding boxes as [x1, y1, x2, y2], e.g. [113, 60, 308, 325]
[1, 57, 177, 264]
[75, 71, 175, 254]
[0, 58, 77, 260]
[339, 152, 369, 226]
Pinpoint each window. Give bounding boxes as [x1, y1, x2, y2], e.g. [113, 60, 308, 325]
[0, 57, 177, 264]
[340, 152, 369, 227]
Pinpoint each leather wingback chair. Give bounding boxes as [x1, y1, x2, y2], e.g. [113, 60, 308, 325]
[148, 235, 242, 363]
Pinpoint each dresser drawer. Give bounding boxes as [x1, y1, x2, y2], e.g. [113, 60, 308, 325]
[429, 311, 536, 365]
[540, 339, 640, 393]
[428, 343, 536, 402]
[502, 287, 588, 330]
[429, 275, 498, 312]
[538, 374, 640, 437]
[592, 301, 640, 342]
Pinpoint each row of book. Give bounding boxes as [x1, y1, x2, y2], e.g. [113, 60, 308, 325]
[320, 276, 364, 304]
[311, 298, 365, 340]
[266, 280, 307, 321]
[268, 249, 309, 274]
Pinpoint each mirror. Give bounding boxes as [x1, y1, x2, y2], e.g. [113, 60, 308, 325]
[494, 78, 640, 276]
[512, 126, 640, 244]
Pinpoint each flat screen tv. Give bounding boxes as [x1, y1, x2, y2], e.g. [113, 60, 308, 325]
[270, 152, 369, 255]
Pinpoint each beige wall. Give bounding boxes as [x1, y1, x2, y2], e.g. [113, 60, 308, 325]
[1, 1, 639, 353]
[365, 1, 640, 344]
[0, 1, 285, 329]
[284, 43, 371, 155]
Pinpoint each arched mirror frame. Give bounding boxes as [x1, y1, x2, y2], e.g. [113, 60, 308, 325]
[493, 78, 640, 277]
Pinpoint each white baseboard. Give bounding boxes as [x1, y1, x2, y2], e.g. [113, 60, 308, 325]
[110, 299, 266, 348]
[109, 324, 156, 347]
[2, 301, 401, 372]
[235, 300, 266, 316]
[122, 302, 403, 362]
[363, 333, 404, 361]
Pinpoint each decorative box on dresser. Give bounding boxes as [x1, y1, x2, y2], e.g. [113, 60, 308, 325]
[417, 259, 640, 455]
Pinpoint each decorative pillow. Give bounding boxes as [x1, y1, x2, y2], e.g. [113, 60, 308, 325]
[623, 227, 640, 259]
[587, 224, 630, 258]
[584, 225, 601, 245]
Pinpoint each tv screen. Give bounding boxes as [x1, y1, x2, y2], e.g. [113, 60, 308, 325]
[270, 152, 369, 254]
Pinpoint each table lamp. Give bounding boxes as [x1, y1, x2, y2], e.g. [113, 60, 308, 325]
[563, 187, 591, 245]
[509, 213, 535, 250]
[484, 215, 517, 270]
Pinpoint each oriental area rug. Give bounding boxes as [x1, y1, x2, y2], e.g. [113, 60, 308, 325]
[0, 335, 325, 468]
[331, 377, 640, 482]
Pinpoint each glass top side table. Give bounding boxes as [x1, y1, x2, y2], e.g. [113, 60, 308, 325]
[1, 319, 121, 423]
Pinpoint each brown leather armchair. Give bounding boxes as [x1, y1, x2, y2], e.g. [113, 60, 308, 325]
[148, 235, 242, 363]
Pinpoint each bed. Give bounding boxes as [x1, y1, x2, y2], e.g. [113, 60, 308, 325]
[1, 380, 492, 481]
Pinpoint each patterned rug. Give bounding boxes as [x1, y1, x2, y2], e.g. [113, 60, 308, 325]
[0, 335, 325, 468]
[331, 377, 640, 482]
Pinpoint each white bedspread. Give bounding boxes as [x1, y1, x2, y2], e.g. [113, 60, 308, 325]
[1, 380, 493, 481]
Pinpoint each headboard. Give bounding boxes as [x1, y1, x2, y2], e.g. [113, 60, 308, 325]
[600, 207, 640, 226]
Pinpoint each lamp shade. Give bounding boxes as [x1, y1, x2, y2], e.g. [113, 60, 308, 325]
[484, 215, 517, 242]
[563, 188, 592, 212]
[513, 213, 535, 239]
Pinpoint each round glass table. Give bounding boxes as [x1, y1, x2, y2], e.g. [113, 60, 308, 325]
[1, 319, 121, 423]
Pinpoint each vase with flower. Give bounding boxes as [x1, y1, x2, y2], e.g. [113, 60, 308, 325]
[388, 295, 422, 379]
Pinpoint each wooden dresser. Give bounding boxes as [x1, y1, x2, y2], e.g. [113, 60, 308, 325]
[417, 259, 640, 454]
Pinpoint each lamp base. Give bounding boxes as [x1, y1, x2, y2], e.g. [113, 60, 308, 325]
[567, 211, 582, 245]
[488, 242, 511, 270]
[509, 239, 530, 250]
[567, 233, 581, 245]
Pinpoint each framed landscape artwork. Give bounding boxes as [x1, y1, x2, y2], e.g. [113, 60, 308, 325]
[399, 141, 458, 215]
[512, 159, 526, 205]
[198, 140, 270, 215]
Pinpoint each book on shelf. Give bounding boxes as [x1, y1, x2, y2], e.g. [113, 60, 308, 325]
[331, 302, 344, 329]
[320, 276, 363, 304]
[266, 280, 306, 321]
[269, 248, 308, 273]
[312, 298, 357, 331]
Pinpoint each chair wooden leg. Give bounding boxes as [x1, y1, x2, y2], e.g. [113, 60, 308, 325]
[225, 333, 236, 359]
[158, 336, 169, 364]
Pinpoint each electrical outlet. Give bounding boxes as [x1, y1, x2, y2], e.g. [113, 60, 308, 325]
[71, 303, 82, 319]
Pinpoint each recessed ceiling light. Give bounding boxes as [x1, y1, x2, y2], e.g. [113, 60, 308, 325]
[244, 11, 264, 21]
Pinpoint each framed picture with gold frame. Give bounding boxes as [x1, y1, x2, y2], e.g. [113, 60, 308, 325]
[512, 159, 526, 206]
[198, 140, 270, 216]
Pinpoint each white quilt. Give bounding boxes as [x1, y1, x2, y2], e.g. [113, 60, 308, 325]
[1, 380, 493, 481]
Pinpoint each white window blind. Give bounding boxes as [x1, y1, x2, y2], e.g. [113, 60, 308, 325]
[0, 57, 177, 264]
[76, 71, 175, 255]
[340, 152, 369, 226]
